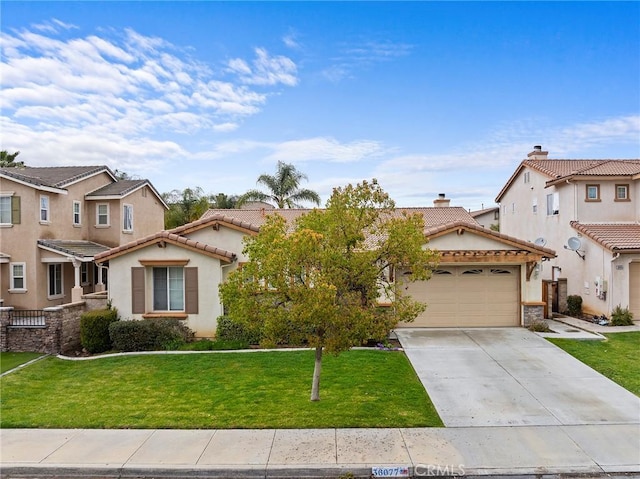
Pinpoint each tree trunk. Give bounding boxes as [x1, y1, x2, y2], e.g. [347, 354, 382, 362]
[310, 345, 323, 401]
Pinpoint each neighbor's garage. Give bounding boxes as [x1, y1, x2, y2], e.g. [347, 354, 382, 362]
[630, 262, 640, 320]
[399, 265, 520, 327]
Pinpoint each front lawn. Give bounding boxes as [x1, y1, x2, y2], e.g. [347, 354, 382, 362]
[548, 332, 640, 396]
[1, 352, 44, 374]
[0, 350, 442, 429]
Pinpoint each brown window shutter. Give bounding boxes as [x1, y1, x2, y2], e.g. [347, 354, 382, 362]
[131, 267, 145, 314]
[11, 196, 21, 224]
[185, 267, 198, 314]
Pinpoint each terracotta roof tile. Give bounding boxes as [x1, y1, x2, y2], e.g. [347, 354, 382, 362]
[94, 231, 236, 263]
[570, 222, 640, 252]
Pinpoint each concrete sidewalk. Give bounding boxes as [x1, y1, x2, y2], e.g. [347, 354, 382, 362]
[2, 425, 639, 478]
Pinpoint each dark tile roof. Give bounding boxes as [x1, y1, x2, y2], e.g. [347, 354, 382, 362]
[0, 166, 112, 188]
[37, 240, 112, 259]
[86, 180, 149, 197]
[570, 222, 640, 252]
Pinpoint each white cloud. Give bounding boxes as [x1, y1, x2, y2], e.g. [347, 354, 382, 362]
[322, 39, 413, 83]
[228, 47, 298, 86]
[283, 32, 302, 50]
[266, 137, 386, 163]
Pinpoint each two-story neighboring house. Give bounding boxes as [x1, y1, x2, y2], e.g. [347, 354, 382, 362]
[0, 166, 167, 309]
[496, 146, 640, 319]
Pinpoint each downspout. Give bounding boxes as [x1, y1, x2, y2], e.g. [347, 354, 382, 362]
[609, 252, 620, 314]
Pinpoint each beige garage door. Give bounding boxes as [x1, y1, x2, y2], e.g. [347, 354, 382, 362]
[630, 263, 640, 320]
[399, 266, 520, 327]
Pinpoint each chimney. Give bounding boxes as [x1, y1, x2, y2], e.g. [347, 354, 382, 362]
[433, 193, 450, 207]
[527, 145, 549, 160]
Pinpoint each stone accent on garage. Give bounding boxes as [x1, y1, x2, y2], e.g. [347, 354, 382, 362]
[522, 302, 545, 326]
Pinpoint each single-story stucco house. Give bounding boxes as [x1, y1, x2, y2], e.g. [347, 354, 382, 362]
[95, 201, 555, 338]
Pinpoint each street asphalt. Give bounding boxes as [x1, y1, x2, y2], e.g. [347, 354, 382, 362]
[1, 326, 639, 478]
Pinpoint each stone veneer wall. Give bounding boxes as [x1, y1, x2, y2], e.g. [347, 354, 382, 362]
[0, 294, 108, 354]
[523, 303, 545, 326]
[557, 278, 568, 315]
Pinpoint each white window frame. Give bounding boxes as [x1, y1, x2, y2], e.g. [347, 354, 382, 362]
[73, 201, 81, 226]
[40, 195, 50, 223]
[546, 192, 559, 216]
[0, 194, 11, 225]
[152, 266, 185, 312]
[532, 197, 537, 214]
[48, 263, 64, 299]
[96, 203, 109, 227]
[123, 204, 133, 232]
[10, 262, 26, 291]
[586, 184, 600, 201]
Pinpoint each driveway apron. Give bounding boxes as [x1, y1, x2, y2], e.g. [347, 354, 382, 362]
[395, 328, 640, 428]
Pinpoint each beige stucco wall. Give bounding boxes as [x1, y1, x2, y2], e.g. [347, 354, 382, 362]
[106, 242, 226, 338]
[0, 173, 166, 310]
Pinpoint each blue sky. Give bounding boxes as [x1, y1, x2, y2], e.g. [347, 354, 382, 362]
[1, 1, 639, 210]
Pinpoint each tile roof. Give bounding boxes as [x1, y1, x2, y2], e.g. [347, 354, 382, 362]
[86, 180, 149, 197]
[0, 166, 112, 189]
[94, 231, 236, 263]
[495, 158, 640, 202]
[37, 240, 112, 259]
[469, 206, 499, 218]
[570, 222, 640, 253]
[424, 221, 556, 257]
[202, 207, 479, 230]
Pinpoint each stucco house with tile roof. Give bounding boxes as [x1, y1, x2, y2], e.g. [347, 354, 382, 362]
[95, 197, 555, 338]
[496, 146, 640, 320]
[0, 166, 167, 309]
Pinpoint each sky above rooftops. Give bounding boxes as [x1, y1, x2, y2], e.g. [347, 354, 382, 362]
[1, 1, 638, 211]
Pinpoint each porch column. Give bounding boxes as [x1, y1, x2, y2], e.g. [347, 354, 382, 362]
[95, 265, 106, 292]
[71, 259, 83, 303]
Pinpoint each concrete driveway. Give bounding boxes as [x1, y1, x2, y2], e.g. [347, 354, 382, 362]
[395, 328, 640, 427]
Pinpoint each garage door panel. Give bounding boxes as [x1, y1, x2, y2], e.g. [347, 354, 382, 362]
[399, 265, 520, 328]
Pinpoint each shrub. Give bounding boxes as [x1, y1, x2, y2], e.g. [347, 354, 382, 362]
[215, 316, 262, 344]
[109, 318, 194, 352]
[528, 320, 552, 332]
[179, 339, 249, 351]
[566, 295, 583, 317]
[80, 309, 119, 353]
[610, 305, 634, 326]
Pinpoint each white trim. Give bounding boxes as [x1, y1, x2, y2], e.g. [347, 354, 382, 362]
[0, 194, 12, 225]
[72, 200, 82, 226]
[123, 203, 133, 232]
[0, 173, 67, 194]
[9, 262, 26, 291]
[39, 195, 50, 223]
[96, 203, 110, 227]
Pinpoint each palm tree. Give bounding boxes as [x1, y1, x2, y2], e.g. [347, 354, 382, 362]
[0, 150, 24, 167]
[238, 161, 321, 208]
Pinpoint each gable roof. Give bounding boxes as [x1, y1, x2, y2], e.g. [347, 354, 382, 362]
[86, 179, 168, 209]
[469, 206, 499, 218]
[94, 231, 237, 263]
[496, 159, 640, 202]
[570, 222, 640, 253]
[424, 221, 556, 257]
[0, 166, 115, 192]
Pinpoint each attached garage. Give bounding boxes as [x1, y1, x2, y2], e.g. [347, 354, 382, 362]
[400, 265, 520, 327]
[630, 262, 640, 320]
[395, 221, 555, 329]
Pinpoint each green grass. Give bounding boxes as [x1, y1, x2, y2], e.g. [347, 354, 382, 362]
[1, 352, 44, 374]
[0, 350, 442, 429]
[548, 332, 640, 396]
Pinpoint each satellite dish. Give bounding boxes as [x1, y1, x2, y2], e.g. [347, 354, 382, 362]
[564, 236, 586, 260]
[534, 237, 546, 247]
[567, 237, 581, 251]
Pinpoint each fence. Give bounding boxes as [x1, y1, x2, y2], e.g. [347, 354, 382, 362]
[0, 293, 108, 354]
